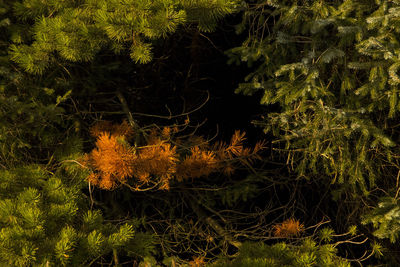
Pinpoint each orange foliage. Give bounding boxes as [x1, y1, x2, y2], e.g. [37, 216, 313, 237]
[213, 130, 264, 166]
[84, 133, 135, 189]
[81, 121, 265, 191]
[176, 146, 218, 181]
[226, 130, 247, 156]
[273, 218, 305, 238]
[189, 256, 205, 267]
[134, 139, 178, 188]
[90, 120, 134, 139]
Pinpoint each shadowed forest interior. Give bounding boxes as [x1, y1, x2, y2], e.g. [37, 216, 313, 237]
[2, 0, 400, 266]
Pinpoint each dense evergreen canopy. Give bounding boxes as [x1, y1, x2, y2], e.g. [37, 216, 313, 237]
[2, 0, 400, 266]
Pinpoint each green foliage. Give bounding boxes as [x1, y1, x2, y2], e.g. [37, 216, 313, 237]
[0, 0, 245, 265]
[0, 0, 81, 168]
[229, 0, 400, 193]
[0, 91, 66, 164]
[362, 196, 400, 243]
[212, 239, 350, 267]
[0, 166, 154, 266]
[319, 227, 335, 243]
[1, 0, 390, 265]
[214, 174, 260, 207]
[9, 0, 239, 73]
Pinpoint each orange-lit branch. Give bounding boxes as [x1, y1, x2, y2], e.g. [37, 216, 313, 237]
[81, 122, 265, 191]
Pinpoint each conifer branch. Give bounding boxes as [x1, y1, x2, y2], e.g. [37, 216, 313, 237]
[116, 90, 142, 146]
[188, 196, 241, 249]
[116, 90, 139, 130]
[113, 248, 119, 266]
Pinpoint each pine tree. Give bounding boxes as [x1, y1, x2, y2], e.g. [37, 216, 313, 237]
[1, 1, 241, 264]
[212, 240, 350, 267]
[3, 0, 383, 265]
[0, 165, 154, 266]
[227, 0, 400, 263]
[0, 0, 256, 265]
[362, 196, 400, 243]
[10, 0, 240, 74]
[229, 0, 400, 194]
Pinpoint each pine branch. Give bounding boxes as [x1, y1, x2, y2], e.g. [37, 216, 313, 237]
[188, 196, 241, 249]
[115, 90, 141, 146]
[116, 90, 138, 130]
[113, 248, 120, 266]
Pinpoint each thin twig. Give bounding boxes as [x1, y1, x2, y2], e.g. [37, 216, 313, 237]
[116, 90, 139, 130]
[188, 196, 242, 249]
